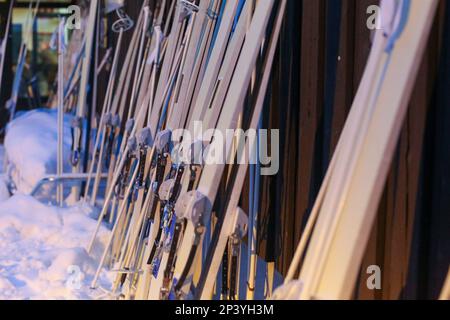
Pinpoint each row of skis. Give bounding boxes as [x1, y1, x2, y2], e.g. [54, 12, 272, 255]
[0, 0, 286, 300]
[1, 0, 447, 300]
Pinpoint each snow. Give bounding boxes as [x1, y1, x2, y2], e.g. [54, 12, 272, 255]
[3, 109, 73, 194]
[0, 194, 111, 300]
[0, 110, 112, 300]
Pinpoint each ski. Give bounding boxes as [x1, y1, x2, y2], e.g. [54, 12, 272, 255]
[132, 0, 252, 300]
[98, 0, 244, 300]
[89, 4, 185, 290]
[194, 0, 286, 300]
[167, 0, 276, 300]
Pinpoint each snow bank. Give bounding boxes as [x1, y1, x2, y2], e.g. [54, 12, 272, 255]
[0, 195, 111, 300]
[4, 109, 73, 194]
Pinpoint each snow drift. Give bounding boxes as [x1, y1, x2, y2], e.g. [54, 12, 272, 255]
[0, 194, 111, 299]
[4, 109, 73, 194]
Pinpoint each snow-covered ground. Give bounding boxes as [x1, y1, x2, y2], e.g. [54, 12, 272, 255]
[0, 195, 111, 299]
[4, 109, 73, 194]
[0, 110, 112, 300]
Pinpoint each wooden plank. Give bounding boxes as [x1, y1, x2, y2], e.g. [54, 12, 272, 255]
[294, 0, 326, 263]
[330, 0, 356, 153]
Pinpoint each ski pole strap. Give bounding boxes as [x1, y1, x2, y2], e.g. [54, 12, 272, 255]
[161, 219, 184, 300]
[135, 127, 152, 187]
[174, 240, 199, 299]
[112, 8, 134, 33]
[151, 153, 168, 196]
[147, 205, 166, 265]
[180, 0, 200, 14]
[171, 166, 185, 203]
[135, 148, 147, 189]
[115, 137, 137, 198]
[103, 128, 113, 167]
[146, 191, 160, 223]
